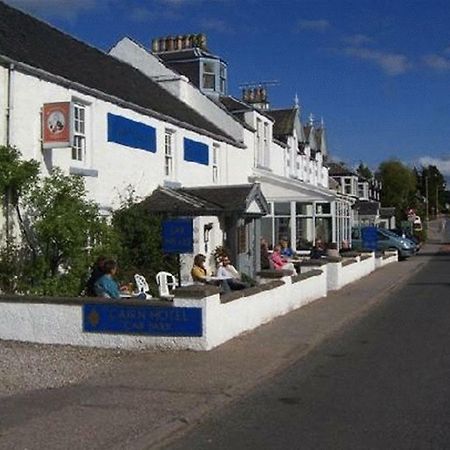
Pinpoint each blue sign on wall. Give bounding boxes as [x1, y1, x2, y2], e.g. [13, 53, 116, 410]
[162, 218, 194, 254]
[107, 113, 156, 152]
[361, 226, 378, 251]
[184, 138, 209, 165]
[83, 304, 202, 336]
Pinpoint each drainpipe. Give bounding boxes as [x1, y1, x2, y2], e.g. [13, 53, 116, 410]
[6, 63, 14, 146]
[5, 63, 15, 252]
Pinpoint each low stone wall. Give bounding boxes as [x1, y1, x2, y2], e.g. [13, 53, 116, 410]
[375, 250, 398, 268]
[327, 252, 376, 291]
[0, 269, 327, 351]
[0, 250, 400, 351]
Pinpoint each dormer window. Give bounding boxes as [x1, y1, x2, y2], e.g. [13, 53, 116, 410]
[202, 61, 216, 89]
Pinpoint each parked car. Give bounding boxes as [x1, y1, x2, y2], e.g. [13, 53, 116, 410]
[351, 227, 416, 259]
[389, 228, 421, 250]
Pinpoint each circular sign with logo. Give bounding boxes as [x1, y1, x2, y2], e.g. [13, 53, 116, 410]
[47, 110, 66, 135]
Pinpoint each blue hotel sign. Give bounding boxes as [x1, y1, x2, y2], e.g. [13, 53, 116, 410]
[162, 218, 193, 254]
[361, 226, 378, 251]
[83, 304, 202, 337]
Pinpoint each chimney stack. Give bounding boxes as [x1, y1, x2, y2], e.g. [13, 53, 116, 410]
[152, 33, 208, 53]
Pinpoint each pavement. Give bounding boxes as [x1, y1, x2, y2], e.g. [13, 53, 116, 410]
[0, 220, 445, 450]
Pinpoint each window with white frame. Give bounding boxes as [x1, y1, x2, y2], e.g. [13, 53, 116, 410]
[202, 61, 216, 90]
[164, 129, 175, 178]
[212, 143, 219, 183]
[72, 103, 86, 161]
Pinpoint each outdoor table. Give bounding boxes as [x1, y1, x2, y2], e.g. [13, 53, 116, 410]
[205, 275, 232, 282]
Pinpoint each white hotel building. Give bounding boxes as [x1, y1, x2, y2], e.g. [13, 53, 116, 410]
[0, 2, 353, 276]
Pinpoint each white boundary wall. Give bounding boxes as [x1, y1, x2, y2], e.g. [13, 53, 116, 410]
[0, 253, 398, 351]
[0, 271, 326, 351]
[327, 253, 376, 291]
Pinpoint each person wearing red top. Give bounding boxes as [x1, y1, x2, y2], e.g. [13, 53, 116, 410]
[270, 245, 297, 274]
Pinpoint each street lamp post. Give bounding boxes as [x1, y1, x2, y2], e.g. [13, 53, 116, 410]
[425, 176, 429, 224]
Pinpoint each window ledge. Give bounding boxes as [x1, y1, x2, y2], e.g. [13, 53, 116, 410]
[255, 164, 272, 172]
[69, 167, 98, 178]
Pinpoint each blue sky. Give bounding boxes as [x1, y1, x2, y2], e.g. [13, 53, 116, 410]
[5, 0, 450, 175]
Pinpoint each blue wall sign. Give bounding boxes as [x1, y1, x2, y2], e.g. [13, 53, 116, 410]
[184, 138, 209, 165]
[162, 218, 194, 254]
[361, 226, 378, 251]
[83, 304, 202, 336]
[107, 113, 156, 152]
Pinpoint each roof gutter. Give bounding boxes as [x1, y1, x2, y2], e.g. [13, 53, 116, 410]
[0, 55, 246, 149]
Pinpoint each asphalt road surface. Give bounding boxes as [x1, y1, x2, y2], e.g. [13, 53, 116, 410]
[162, 227, 450, 449]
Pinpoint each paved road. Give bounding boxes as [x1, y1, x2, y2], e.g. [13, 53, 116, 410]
[162, 223, 450, 449]
[0, 222, 444, 450]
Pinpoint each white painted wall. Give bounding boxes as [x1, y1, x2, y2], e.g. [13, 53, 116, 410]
[0, 271, 326, 351]
[0, 250, 401, 351]
[5, 67, 248, 211]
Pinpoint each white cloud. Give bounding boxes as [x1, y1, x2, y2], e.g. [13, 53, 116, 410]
[423, 54, 450, 72]
[343, 46, 412, 76]
[418, 156, 450, 176]
[297, 19, 330, 32]
[342, 34, 373, 46]
[4, 0, 111, 19]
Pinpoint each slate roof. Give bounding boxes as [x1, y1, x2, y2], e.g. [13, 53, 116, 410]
[141, 184, 269, 216]
[219, 96, 274, 121]
[158, 47, 223, 63]
[380, 207, 396, 218]
[267, 108, 297, 139]
[220, 96, 252, 113]
[356, 200, 380, 216]
[0, 1, 235, 142]
[328, 162, 357, 177]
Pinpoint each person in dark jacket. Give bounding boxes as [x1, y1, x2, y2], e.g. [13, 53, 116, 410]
[85, 256, 107, 296]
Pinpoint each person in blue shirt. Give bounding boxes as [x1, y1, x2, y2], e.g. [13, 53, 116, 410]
[279, 239, 295, 258]
[94, 259, 121, 299]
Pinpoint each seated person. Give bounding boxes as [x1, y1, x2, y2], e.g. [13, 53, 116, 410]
[279, 239, 295, 258]
[85, 255, 106, 297]
[260, 238, 271, 270]
[270, 245, 297, 274]
[94, 259, 121, 299]
[191, 253, 209, 283]
[191, 253, 231, 293]
[310, 239, 326, 259]
[216, 256, 248, 291]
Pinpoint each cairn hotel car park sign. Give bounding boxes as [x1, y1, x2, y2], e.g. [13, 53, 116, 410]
[42, 102, 72, 149]
[83, 303, 203, 336]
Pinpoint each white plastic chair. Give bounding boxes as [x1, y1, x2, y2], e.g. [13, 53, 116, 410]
[133, 274, 152, 300]
[156, 271, 177, 300]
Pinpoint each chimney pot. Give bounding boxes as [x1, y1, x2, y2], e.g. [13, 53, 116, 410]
[151, 39, 159, 53]
[158, 38, 165, 52]
[165, 36, 174, 51]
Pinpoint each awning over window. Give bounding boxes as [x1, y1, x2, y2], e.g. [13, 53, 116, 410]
[141, 184, 269, 217]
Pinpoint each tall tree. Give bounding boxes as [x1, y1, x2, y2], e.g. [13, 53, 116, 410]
[0, 145, 39, 249]
[377, 160, 417, 221]
[415, 165, 446, 216]
[356, 162, 372, 180]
